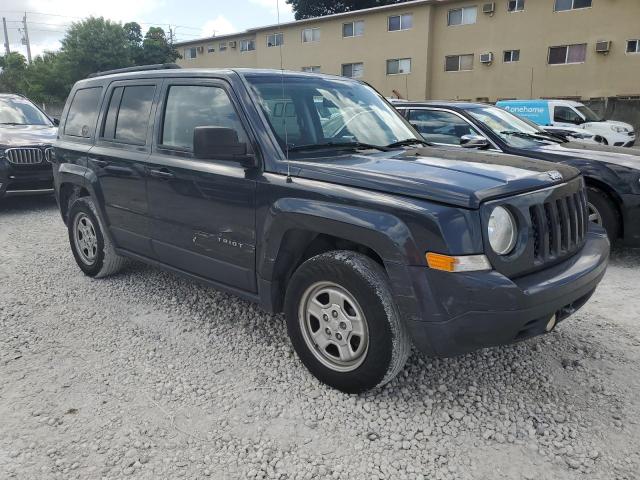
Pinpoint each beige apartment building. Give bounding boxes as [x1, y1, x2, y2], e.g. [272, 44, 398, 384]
[175, 0, 640, 102]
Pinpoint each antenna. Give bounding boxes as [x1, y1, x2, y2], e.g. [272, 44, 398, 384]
[276, 0, 292, 183]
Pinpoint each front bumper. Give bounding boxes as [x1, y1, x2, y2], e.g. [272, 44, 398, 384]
[404, 225, 610, 357]
[0, 160, 54, 199]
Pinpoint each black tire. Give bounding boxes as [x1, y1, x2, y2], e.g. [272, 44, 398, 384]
[284, 251, 411, 394]
[67, 197, 127, 278]
[587, 187, 620, 241]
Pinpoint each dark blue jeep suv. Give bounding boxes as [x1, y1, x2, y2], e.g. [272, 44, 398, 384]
[52, 66, 609, 393]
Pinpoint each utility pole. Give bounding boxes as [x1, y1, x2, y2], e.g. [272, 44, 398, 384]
[2, 17, 10, 55]
[22, 13, 31, 63]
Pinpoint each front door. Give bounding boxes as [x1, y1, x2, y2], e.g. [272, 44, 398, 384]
[146, 79, 258, 292]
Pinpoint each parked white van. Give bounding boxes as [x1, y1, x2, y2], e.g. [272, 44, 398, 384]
[496, 99, 636, 147]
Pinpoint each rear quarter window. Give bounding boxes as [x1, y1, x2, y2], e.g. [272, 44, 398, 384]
[64, 87, 103, 138]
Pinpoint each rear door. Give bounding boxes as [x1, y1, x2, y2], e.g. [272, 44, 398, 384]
[89, 80, 160, 256]
[146, 78, 258, 292]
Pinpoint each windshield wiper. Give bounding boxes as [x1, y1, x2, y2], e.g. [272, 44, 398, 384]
[0, 122, 28, 125]
[500, 130, 562, 143]
[287, 141, 389, 153]
[386, 138, 432, 148]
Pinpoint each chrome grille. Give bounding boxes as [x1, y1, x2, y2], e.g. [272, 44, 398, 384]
[6, 148, 44, 165]
[44, 147, 54, 163]
[529, 188, 588, 262]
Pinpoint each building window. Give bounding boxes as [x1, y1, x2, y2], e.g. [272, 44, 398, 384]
[240, 39, 255, 52]
[343, 20, 364, 37]
[627, 40, 640, 54]
[218, 42, 227, 52]
[388, 14, 413, 31]
[448, 7, 477, 26]
[387, 58, 411, 75]
[503, 49, 520, 62]
[207, 45, 215, 53]
[341, 62, 364, 79]
[445, 54, 474, 72]
[266, 33, 284, 47]
[302, 28, 320, 43]
[554, 0, 592, 12]
[184, 47, 197, 59]
[548, 43, 587, 64]
[507, 0, 525, 12]
[302, 66, 321, 73]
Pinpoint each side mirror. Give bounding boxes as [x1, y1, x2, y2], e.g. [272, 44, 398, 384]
[460, 134, 490, 149]
[51, 116, 60, 126]
[193, 126, 255, 165]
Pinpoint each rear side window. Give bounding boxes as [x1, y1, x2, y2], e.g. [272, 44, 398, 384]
[102, 85, 155, 145]
[161, 85, 247, 150]
[64, 87, 102, 138]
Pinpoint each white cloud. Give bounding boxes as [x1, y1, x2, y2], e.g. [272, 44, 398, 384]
[200, 15, 236, 38]
[248, 0, 293, 16]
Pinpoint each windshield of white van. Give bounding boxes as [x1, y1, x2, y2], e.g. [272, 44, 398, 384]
[576, 105, 602, 122]
[244, 74, 421, 158]
[467, 106, 562, 148]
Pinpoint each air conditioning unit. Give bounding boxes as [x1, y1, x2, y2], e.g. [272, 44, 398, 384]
[480, 52, 494, 64]
[483, 2, 495, 14]
[229, 41, 237, 48]
[196, 46, 204, 53]
[595, 40, 611, 54]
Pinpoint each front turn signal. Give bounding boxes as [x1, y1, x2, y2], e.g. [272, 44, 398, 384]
[426, 252, 492, 273]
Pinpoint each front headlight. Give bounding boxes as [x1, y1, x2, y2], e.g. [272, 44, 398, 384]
[487, 206, 517, 255]
[611, 125, 629, 133]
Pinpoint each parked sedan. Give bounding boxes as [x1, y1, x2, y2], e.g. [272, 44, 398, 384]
[0, 94, 58, 200]
[394, 101, 640, 245]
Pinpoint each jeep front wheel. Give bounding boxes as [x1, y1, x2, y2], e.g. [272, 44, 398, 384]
[284, 251, 411, 394]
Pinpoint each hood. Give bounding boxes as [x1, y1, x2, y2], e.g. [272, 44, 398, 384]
[293, 148, 579, 209]
[531, 141, 640, 170]
[0, 124, 58, 148]
[583, 119, 634, 130]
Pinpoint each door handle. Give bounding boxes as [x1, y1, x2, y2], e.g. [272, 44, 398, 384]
[104, 165, 133, 176]
[93, 159, 109, 168]
[148, 168, 175, 179]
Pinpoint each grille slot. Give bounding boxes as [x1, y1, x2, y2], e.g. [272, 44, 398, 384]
[6, 148, 44, 165]
[530, 188, 588, 262]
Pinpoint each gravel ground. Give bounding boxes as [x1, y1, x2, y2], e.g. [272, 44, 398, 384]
[1, 196, 639, 480]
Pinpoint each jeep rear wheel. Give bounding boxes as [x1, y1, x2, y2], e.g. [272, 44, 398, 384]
[284, 251, 411, 394]
[68, 197, 126, 278]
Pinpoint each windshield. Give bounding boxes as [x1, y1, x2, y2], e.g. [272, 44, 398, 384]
[467, 105, 560, 148]
[244, 74, 420, 158]
[0, 96, 52, 126]
[576, 105, 602, 122]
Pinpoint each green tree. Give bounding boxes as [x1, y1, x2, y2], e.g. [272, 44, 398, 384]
[0, 52, 28, 94]
[124, 22, 144, 63]
[139, 27, 180, 64]
[286, 0, 408, 19]
[23, 51, 70, 105]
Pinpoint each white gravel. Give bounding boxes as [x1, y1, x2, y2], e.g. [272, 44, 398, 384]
[1, 196, 639, 480]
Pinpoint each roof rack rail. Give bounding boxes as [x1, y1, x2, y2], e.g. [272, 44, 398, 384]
[87, 63, 181, 79]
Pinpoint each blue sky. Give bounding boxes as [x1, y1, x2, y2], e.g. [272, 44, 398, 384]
[1, 0, 295, 57]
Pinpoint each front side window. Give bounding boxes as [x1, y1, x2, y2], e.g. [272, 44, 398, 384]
[0, 96, 52, 126]
[408, 109, 481, 145]
[161, 85, 246, 151]
[241, 39, 255, 52]
[343, 20, 364, 37]
[554, 0, 592, 11]
[504, 49, 520, 62]
[341, 62, 364, 79]
[548, 43, 586, 64]
[388, 14, 413, 31]
[185, 47, 197, 59]
[102, 85, 155, 145]
[508, 0, 525, 12]
[627, 40, 640, 54]
[554, 106, 584, 124]
[445, 54, 474, 72]
[448, 6, 477, 26]
[302, 28, 320, 43]
[244, 74, 420, 157]
[387, 58, 411, 75]
[64, 87, 102, 138]
[302, 66, 321, 73]
[267, 33, 284, 47]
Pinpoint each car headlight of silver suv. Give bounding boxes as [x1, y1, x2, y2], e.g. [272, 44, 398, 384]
[488, 206, 517, 255]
